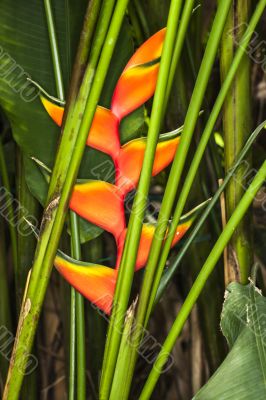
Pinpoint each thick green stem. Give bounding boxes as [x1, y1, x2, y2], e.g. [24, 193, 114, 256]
[220, 0, 252, 284]
[147, 0, 266, 320]
[16, 153, 40, 308]
[64, 0, 102, 115]
[100, 1, 184, 398]
[44, 2, 87, 398]
[3, 2, 128, 398]
[164, 0, 195, 111]
[140, 159, 266, 399]
[155, 121, 266, 302]
[121, 0, 233, 387]
[16, 152, 39, 400]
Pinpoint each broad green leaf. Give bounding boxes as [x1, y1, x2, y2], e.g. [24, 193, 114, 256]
[0, 2, 144, 242]
[194, 282, 266, 400]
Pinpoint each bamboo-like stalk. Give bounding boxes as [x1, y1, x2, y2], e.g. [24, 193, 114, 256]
[164, 0, 195, 111]
[65, 2, 102, 397]
[155, 121, 266, 302]
[3, 1, 129, 398]
[16, 153, 39, 400]
[220, 0, 252, 285]
[109, 302, 137, 400]
[146, 0, 266, 320]
[16, 152, 40, 308]
[64, 0, 102, 115]
[100, 1, 184, 397]
[140, 158, 266, 399]
[43, 1, 86, 397]
[116, 1, 233, 392]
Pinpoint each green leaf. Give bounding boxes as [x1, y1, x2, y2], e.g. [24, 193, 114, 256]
[194, 282, 266, 400]
[0, 2, 143, 243]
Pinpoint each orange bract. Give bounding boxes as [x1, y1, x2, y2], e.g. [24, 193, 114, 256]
[124, 28, 166, 71]
[116, 136, 180, 194]
[111, 63, 160, 121]
[54, 255, 117, 315]
[40, 28, 194, 314]
[70, 181, 125, 241]
[86, 107, 120, 159]
[41, 97, 120, 159]
[116, 220, 192, 271]
[41, 96, 64, 126]
[111, 29, 166, 120]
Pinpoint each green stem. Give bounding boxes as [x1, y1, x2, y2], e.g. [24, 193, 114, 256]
[69, 286, 76, 400]
[140, 159, 266, 399]
[46, 0, 116, 202]
[16, 153, 39, 400]
[146, 0, 266, 320]
[70, 212, 85, 400]
[43, 0, 65, 100]
[100, 1, 184, 398]
[44, 2, 86, 398]
[3, 1, 128, 398]
[109, 303, 137, 400]
[155, 122, 266, 302]
[164, 0, 195, 111]
[124, 0, 232, 384]
[0, 138, 18, 286]
[65, 0, 102, 115]
[220, 0, 252, 284]
[16, 153, 40, 308]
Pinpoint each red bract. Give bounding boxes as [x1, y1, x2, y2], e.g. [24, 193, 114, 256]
[41, 28, 192, 315]
[116, 220, 193, 271]
[111, 28, 166, 120]
[70, 181, 125, 242]
[54, 253, 117, 315]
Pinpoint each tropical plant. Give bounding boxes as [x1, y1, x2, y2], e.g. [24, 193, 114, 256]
[0, 1, 266, 399]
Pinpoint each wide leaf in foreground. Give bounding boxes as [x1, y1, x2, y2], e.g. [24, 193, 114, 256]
[194, 282, 266, 399]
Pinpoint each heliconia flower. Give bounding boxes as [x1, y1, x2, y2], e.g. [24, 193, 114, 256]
[116, 135, 180, 195]
[53, 216, 192, 315]
[41, 97, 120, 160]
[111, 29, 166, 121]
[70, 180, 126, 242]
[116, 219, 193, 270]
[54, 252, 117, 315]
[41, 98, 181, 197]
